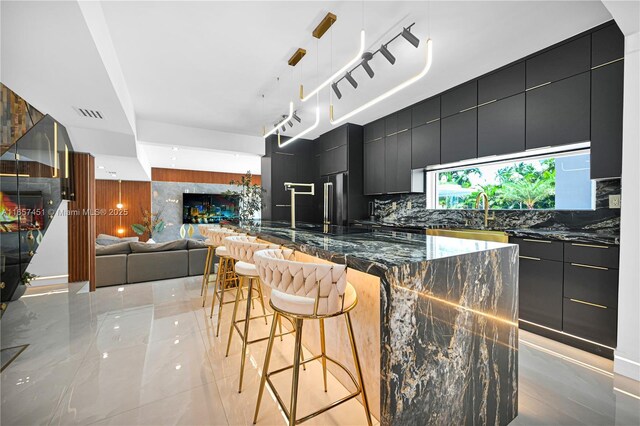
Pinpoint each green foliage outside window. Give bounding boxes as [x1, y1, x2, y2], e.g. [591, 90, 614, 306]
[438, 159, 556, 210]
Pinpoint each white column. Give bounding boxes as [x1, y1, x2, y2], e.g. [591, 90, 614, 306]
[615, 31, 640, 381]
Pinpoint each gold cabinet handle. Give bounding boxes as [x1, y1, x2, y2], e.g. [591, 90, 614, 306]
[523, 239, 551, 244]
[571, 243, 609, 249]
[519, 255, 541, 261]
[571, 263, 609, 271]
[570, 299, 607, 309]
[526, 81, 552, 91]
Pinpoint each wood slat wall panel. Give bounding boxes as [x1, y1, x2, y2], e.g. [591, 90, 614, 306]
[95, 180, 151, 241]
[151, 167, 261, 185]
[67, 153, 96, 290]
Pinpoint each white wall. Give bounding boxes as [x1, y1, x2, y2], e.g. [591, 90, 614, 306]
[26, 201, 69, 286]
[614, 31, 640, 381]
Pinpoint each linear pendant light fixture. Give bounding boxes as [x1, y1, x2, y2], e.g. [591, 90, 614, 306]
[300, 29, 366, 102]
[330, 38, 433, 125]
[278, 94, 320, 148]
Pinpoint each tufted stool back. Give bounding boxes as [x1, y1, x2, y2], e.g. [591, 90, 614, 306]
[206, 228, 240, 247]
[224, 235, 279, 264]
[198, 224, 220, 235]
[254, 249, 352, 316]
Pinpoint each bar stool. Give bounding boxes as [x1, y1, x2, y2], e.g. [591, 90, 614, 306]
[200, 228, 238, 307]
[223, 235, 282, 393]
[252, 249, 372, 426]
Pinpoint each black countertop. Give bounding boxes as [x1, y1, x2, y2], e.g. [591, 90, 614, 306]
[227, 220, 512, 276]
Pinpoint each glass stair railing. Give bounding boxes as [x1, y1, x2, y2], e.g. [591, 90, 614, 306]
[1, 89, 75, 304]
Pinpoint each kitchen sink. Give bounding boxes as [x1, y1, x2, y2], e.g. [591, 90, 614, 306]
[426, 228, 509, 243]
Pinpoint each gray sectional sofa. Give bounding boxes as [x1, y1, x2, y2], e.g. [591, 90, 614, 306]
[95, 238, 215, 288]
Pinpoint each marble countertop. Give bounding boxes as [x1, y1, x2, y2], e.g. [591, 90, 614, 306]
[352, 220, 619, 246]
[227, 221, 511, 276]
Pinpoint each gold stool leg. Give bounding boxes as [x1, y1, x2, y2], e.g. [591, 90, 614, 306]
[209, 256, 225, 318]
[319, 318, 328, 392]
[238, 276, 256, 393]
[289, 318, 305, 425]
[278, 316, 283, 342]
[256, 281, 268, 325]
[225, 275, 243, 357]
[253, 312, 279, 425]
[202, 247, 214, 307]
[345, 312, 373, 426]
[200, 247, 213, 296]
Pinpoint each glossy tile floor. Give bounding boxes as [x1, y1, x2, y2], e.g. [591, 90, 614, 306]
[1, 276, 639, 425]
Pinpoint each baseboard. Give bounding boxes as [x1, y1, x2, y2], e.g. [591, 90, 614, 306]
[614, 353, 640, 381]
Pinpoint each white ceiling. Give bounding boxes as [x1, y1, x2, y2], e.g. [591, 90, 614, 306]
[2, 1, 615, 180]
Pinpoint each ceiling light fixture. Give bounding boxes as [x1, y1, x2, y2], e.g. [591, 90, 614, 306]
[264, 102, 293, 139]
[402, 27, 420, 48]
[331, 38, 433, 125]
[281, 124, 286, 132]
[380, 44, 396, 64]
[287, 120, 294, 127]
[300, 30, 366, 102]
[331, 82, 342, 100]
[360, 52, 375, 78]
[292, 111, 301, 123]
[345, 72, 358, 89]
[278, 95, 320, 148]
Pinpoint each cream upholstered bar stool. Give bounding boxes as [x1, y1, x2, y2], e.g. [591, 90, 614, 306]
[223, 235, 282, 393]
[252, 249, 372, 426]
[201, 228, 240, 308]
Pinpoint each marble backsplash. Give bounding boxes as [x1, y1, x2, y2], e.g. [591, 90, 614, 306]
[373, 179, 621, 236]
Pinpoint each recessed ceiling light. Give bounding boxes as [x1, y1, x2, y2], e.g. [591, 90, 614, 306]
[172, 147, 179, 151]
[98, 165, 105, 169]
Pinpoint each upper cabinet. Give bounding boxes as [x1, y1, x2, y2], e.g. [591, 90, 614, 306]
[411, 97, 440, 128]
[411, 121, 440, 169]
[364, 119, 385, 142]
[441, 81, 477, 117]
[441, 109, 477, 163]
[591, 24, 624, 68]
[526, 35, 591, 88]
[478, 62, 525, 104]
[526, 72, 590, 149]
[478, 93, 525, 157]
[384, 109, 411, 136]
[364, 138, 385, 195]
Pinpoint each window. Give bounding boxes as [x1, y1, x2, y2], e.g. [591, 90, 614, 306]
[427, 151, 595, 210]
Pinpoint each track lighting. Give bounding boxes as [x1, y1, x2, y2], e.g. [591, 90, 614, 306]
[331, 82, 342, 100]
[361, 52, 374, 78]
[380, 44, 396, 65]
[293, 111, 301, 123]
[281, 124, 286, 132]
[402, 27, 420, 48]
[288, 120, 293, 127]
[345, 72, 358, 88]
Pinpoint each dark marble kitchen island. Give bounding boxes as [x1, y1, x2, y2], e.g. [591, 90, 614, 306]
[227, 221, 519, 426]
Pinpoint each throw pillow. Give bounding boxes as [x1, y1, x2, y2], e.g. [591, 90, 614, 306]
[129, 240, 189, 253]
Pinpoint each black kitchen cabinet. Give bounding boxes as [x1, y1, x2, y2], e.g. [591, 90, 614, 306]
[322, 125, 347, 151]
[478, 93, 525, 157]
[526, 72, 590, 149]
[411, 121, 440, 169]
[397, 108, 411, 132]
[411, 96, 440, 128]
[384, 134, 398, 193]
[385, 114, 397, 136]
[563, 298, 617, 348]
[441, 81, 477, 117]
[591, 60, 624, 179]
[478, 62, 525, 104]
[364, 138, 385, 195]
[592, 24, 624, 68]
[526, 35, 591, 88]
[519, 257, 564, 330]
[364, 119, 385, 142]
[441, 109, 477, 163]
[564, 242, 619, 269]
[320, 145, 348, 175]
[564, 263, 619, 308]
[396, 130, 412, 191]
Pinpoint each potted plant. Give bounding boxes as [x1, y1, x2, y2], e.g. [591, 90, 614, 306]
[131, 208, 166, 242]
[223, 171, 264, 224]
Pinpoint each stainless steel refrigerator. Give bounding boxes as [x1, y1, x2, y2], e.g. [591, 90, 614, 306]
[320, 173, 348, 226]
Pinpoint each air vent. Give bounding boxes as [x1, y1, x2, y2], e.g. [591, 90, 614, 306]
[73, 107, 105, 119]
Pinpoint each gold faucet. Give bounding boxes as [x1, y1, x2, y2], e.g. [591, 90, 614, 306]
[475, 191, 495, 228]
